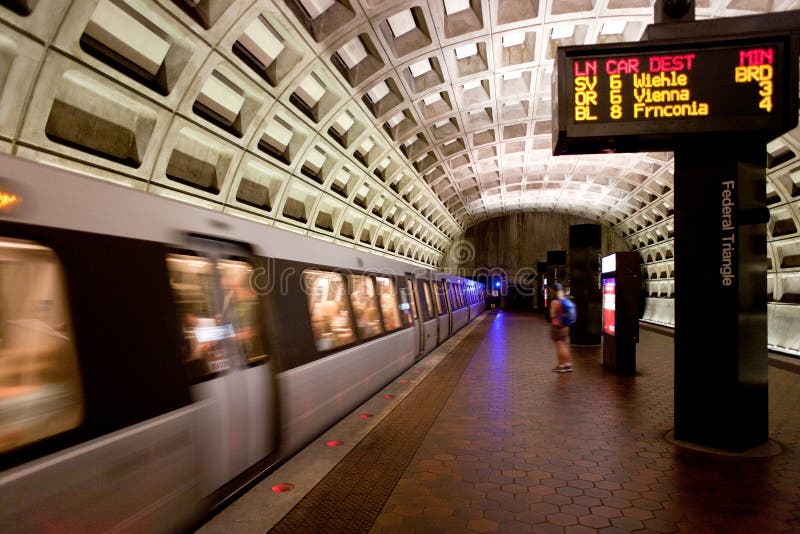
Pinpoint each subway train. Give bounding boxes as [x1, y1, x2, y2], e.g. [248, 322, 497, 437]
[0, 154, 484, 532]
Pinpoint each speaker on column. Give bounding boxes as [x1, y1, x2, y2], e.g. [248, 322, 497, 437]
[654, 0, 695, 23]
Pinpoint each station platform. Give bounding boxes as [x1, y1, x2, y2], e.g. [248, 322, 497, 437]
[200, 310, 800, 533]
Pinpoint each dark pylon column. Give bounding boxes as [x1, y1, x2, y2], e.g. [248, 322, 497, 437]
[673, 140, 769, 452]
[569, 224, 602, 345]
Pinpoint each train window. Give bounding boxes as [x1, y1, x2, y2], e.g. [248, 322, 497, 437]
[304, 270, 356, 351]
[0, 238, 83, 454]
[448, 282, 460, 310]
[432, 281, 443, 315]
[436, 281, 447, 314]
[405, 279, 418, 319]
[422, 282, 435, 320]
[349, 275, 384, 340]
[397, 285, 414, 327]
[375, 276, 402, 330]
[167, 254, 232, 380]
[217, 260, 267, 365]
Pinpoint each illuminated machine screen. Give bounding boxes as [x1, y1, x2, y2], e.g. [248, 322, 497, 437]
[602, 278, 616, 336]
[553, 35, 797, 154]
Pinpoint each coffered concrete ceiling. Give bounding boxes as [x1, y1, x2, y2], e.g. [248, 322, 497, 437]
[0, 0, 799, 270]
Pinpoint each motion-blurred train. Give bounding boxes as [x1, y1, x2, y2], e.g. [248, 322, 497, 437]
[0, 154, 484, 532]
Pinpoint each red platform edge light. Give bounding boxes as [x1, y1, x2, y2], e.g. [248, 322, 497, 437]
[399, 379, 410, 384]
[413, 369, 422, 373]
[272, 483, 294, 493]
[383, 394, 395, 399]
[326, 440, 343, 447]
[359, 413, 373, 419]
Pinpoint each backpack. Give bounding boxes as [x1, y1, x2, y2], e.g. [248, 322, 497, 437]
[559, 298, 576, 326]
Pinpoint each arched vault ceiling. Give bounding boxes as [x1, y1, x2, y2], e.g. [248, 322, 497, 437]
[245, 0, 799, 229]
[1, 0, 799, 269]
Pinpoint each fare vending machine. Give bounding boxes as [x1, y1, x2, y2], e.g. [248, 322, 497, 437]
[601, 252, 641, 375]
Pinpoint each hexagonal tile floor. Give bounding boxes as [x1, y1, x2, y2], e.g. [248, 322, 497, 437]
[368, 312, 800, 533]
[209, 310, 800, 533]
[371, 312, 800, 533]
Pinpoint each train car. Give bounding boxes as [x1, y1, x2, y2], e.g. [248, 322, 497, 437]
[0, 154, 483, 532]
[468, 279, 486, 320]
[439, 274, 470, 333]
[433, 279, 451, 344]
[408, 274, 438, 357]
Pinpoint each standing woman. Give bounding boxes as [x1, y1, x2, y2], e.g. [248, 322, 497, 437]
[550, 283, 573, 373]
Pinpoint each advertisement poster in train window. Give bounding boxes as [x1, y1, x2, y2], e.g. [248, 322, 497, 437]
[397, 285, 414, 327]
[217, 259, 267, 365]
[166, 254, 232, 378]
[602, 278, 616, 336]
[304, 270, 356, 351]
[376, 276, 402, 330]
[349, 274, 384, 340]
[0, 238, 83, 453]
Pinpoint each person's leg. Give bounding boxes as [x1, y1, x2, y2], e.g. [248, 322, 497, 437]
[551, 327, 564, 371]
[552, 328, 572, 372]
[560, 330, 572, 366]
[556, 340, 569, 366]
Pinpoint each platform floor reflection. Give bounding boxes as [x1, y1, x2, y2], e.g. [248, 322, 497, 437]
[205, 310, 800, 533]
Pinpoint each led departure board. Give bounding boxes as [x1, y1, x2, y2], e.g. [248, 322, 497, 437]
[553, 34, 799, 155]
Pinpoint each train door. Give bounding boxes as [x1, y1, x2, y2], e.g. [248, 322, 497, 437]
[445, 281, 454, 335]
[429, 280, 440, 345]
[404, 274, 423, 359]
[459, 284, 472, 322]
[166, 238, 276, 494]
[434, 279, 448, 344]
[417, 278, 437, 354]
[423, 280, 440, 345]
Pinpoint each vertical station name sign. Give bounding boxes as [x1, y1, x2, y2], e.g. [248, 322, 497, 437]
[553, 34, 798, 155]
